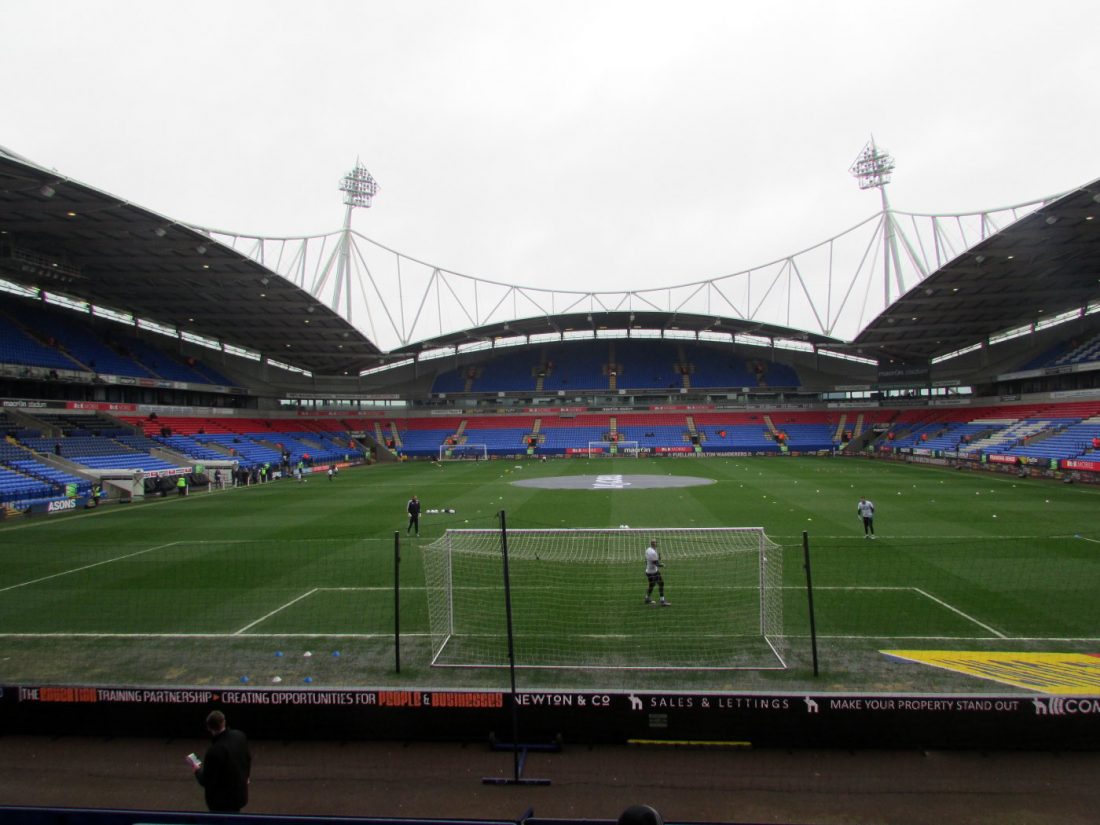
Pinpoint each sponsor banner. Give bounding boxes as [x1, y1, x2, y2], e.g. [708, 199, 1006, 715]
[142, 468, 189, 479]
[566, 447, 597, 455]
[653, 446, 694, 454]
[1063, 458, 1100, 472]
[520, 407, 587, 414]
[7, 685, 1098, 748]
[2, 686, 1042, 714]
[10, 686, 507, 709]
[648, 405, 716, 411]
[2, 399, 50, 409]
[1050, 388, 1100, 400]
[305, 462, 353, 475]
[24, 497, 88, 515]
[907, 455, 952, 467]
[285, 393, 402, 401]
[67, 401, 138, 412]
[987, 454, 1019, 465]
[138, 405, 236, 417]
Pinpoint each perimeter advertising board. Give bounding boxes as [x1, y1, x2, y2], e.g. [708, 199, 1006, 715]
[3, 686, 1096, 749]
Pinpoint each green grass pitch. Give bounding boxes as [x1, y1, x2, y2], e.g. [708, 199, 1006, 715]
[0, 456, 1097, 693]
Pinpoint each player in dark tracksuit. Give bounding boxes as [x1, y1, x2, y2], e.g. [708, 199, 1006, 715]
[407, 495, 421, 537]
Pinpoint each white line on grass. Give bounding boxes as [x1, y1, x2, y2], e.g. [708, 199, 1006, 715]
[235, 589, 319, 634]
[0, 541, 182, 595]
[912, 587, 1006, 639]
[231, 585, 431, 634]
[1, 631, 1098, 642]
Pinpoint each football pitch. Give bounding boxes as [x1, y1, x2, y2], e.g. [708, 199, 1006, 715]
[0, 456, 1097, 694]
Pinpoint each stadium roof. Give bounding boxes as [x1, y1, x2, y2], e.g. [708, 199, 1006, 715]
[2, 144, 1099, 376]
[843, 179, 1100, 364]
[0, 146, 384, 375]
[388, 310, 845, 357]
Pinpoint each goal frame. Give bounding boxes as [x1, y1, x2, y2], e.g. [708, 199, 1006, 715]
[587, 440, 641, 457]
[423, 526, 786, 672]
[439, 443, 488, 461]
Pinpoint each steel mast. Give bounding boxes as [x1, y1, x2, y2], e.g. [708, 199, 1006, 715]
[849, 138, 903, 307]
[335, 160, 380, 323]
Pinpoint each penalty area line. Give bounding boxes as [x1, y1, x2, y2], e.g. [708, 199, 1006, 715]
[0, 541, 182, 595]
[912, 587, 1006, 639]
[235, 590, 318, 634]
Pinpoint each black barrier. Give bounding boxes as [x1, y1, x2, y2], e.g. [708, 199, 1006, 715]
[0, 807, 526, 825]
[3, 686, 1097, 750]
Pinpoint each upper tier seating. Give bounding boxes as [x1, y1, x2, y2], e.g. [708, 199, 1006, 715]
[0, 299, 235, 385]
[429, 339, 804, 394]
[0, 314, 81, 370]
[1020, 332, 1100, 371]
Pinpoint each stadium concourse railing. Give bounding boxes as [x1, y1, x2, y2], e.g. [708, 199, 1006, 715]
[0, 809, 672, 825]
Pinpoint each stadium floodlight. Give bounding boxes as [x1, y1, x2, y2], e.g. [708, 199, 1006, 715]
[851, 137, 907, 307]
[849, 138, 895, 190]
[340, 161, 380, 209]
[423, 526, 786, 671]
[321, 159, 381, 326]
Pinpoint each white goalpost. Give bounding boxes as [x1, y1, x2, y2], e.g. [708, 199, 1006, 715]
[422, 527, 786, 671]
[439, 443, 489, 461]
[587, 440, 641, 457]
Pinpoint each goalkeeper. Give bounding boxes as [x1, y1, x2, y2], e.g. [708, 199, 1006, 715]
[644, 539, 671, 606]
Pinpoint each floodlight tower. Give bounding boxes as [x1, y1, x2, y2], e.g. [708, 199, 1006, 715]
[334, 160, 379, 323]
[850, 138, 905, 307]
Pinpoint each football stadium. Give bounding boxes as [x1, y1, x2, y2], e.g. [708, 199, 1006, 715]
[2, 134, 1100, 767]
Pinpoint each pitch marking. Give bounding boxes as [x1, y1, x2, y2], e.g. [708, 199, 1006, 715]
[0, 541, 182, 595]
[912, 587, 1006, 639]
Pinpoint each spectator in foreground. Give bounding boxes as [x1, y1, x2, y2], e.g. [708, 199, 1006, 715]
[193, 710, 251, 813]
[618, 805, 663, 825]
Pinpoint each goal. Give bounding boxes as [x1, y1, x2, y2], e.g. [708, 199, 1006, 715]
[587, 440, 641, 457]
[439, 443, 488, 461]
[422, 527, 785, 671]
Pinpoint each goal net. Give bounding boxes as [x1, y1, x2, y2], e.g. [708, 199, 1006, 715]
[587, 440, 641, 457]
[423, 527, 785, 671]
[439, 443, 488, 461]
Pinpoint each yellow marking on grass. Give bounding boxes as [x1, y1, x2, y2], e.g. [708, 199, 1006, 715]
[884, 650, 1100, 694]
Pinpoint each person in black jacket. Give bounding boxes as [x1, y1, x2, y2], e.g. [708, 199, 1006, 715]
[407, 495, 421, 537]
[194, 710, 251, 812]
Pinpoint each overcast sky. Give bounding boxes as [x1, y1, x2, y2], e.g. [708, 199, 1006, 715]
[5, 0, 1099, 300]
